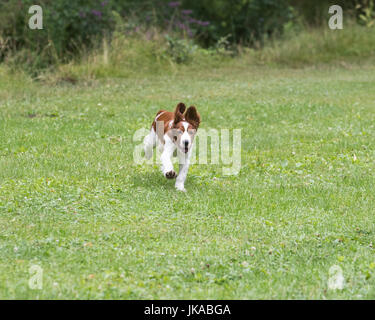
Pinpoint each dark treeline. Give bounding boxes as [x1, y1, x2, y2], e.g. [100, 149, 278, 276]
[0, 0, 372, 69]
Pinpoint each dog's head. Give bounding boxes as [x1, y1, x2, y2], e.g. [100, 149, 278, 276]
[170, 102, 200, 154]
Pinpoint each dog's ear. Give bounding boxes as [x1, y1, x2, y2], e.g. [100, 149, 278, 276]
[175, 102, 186, 115]
[174, 102, 186, 124]
[185, 106, 200, 129]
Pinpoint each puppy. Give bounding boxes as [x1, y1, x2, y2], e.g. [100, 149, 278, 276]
[144, 102, 200, 192]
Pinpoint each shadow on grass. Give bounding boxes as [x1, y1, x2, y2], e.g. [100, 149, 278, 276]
[130, 167, 200, 192]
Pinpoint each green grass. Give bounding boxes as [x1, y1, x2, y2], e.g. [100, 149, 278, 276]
[248, 22, 375, 66]
[1, 61, 375, 299]
[28, 22, 375, 83]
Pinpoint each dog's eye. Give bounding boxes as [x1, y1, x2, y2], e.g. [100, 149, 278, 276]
[171, 129, 182, 141]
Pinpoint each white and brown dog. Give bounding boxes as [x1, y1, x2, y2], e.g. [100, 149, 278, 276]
[144, 103, 201, 192]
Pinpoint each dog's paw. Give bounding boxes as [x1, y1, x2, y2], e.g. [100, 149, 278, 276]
[165, 170, 176, 179]
[175, 185, 186, 192]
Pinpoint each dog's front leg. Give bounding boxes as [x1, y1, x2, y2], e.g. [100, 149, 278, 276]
[175, 151, 191, 192]
[143, 128, 156, 160]
[160, 137, 177, 179]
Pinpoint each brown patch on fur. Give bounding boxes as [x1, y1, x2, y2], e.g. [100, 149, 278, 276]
[173, 122, 186, 132]
[152, 110, 173, 143]
[151, 102, 200, 144]
[185, 106, 201, 129]
[175, 102, 187, 115]
[173, 102, 186, 125]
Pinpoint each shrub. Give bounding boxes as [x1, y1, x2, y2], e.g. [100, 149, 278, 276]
[1, 0, 371, 76]
[178, 0, 295, 46]
[164, 35, 198, 63]
[0, 0, 114, 67]
[356, 0, 375, 27]
[248, 20, 375, 66]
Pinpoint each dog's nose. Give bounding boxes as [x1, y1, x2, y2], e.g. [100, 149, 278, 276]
[184, 140, 189, 148]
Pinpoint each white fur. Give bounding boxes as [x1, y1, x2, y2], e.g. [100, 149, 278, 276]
[160, 135, 176, 175]
[175, 148, 191, 192]
[179, 122, 191, 152]
[143, 128, 156, 159]
[143, 127, 193, 192]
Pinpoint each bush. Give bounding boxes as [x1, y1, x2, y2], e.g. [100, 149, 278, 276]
[0, 0, 114, 68]
[356, 0, 375, 27]
[178, 0, 295, 46]
[290, 0, 375, 26]
[248, 20, 375, 66]
[1, 0, 371, 76]
[0, 0, 295, 57]
[128, 0, 294, 46]
[164, 35, 198, 63]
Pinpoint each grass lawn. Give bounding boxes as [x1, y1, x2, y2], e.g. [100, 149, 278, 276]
[1, 63, 375, 299]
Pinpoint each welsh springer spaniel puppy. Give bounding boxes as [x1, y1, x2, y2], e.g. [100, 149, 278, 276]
[144, 103, 201, 192]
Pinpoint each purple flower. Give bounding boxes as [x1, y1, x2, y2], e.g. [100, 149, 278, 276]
[91, 9, 102, 17]
[168, 1, 180, 8]
[188, 18, 210, 26]
[101, 1, 108, 6]
[196, 20, 210, 26]
[177, 22, 187, 30]
[181, 9, 193, 15]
